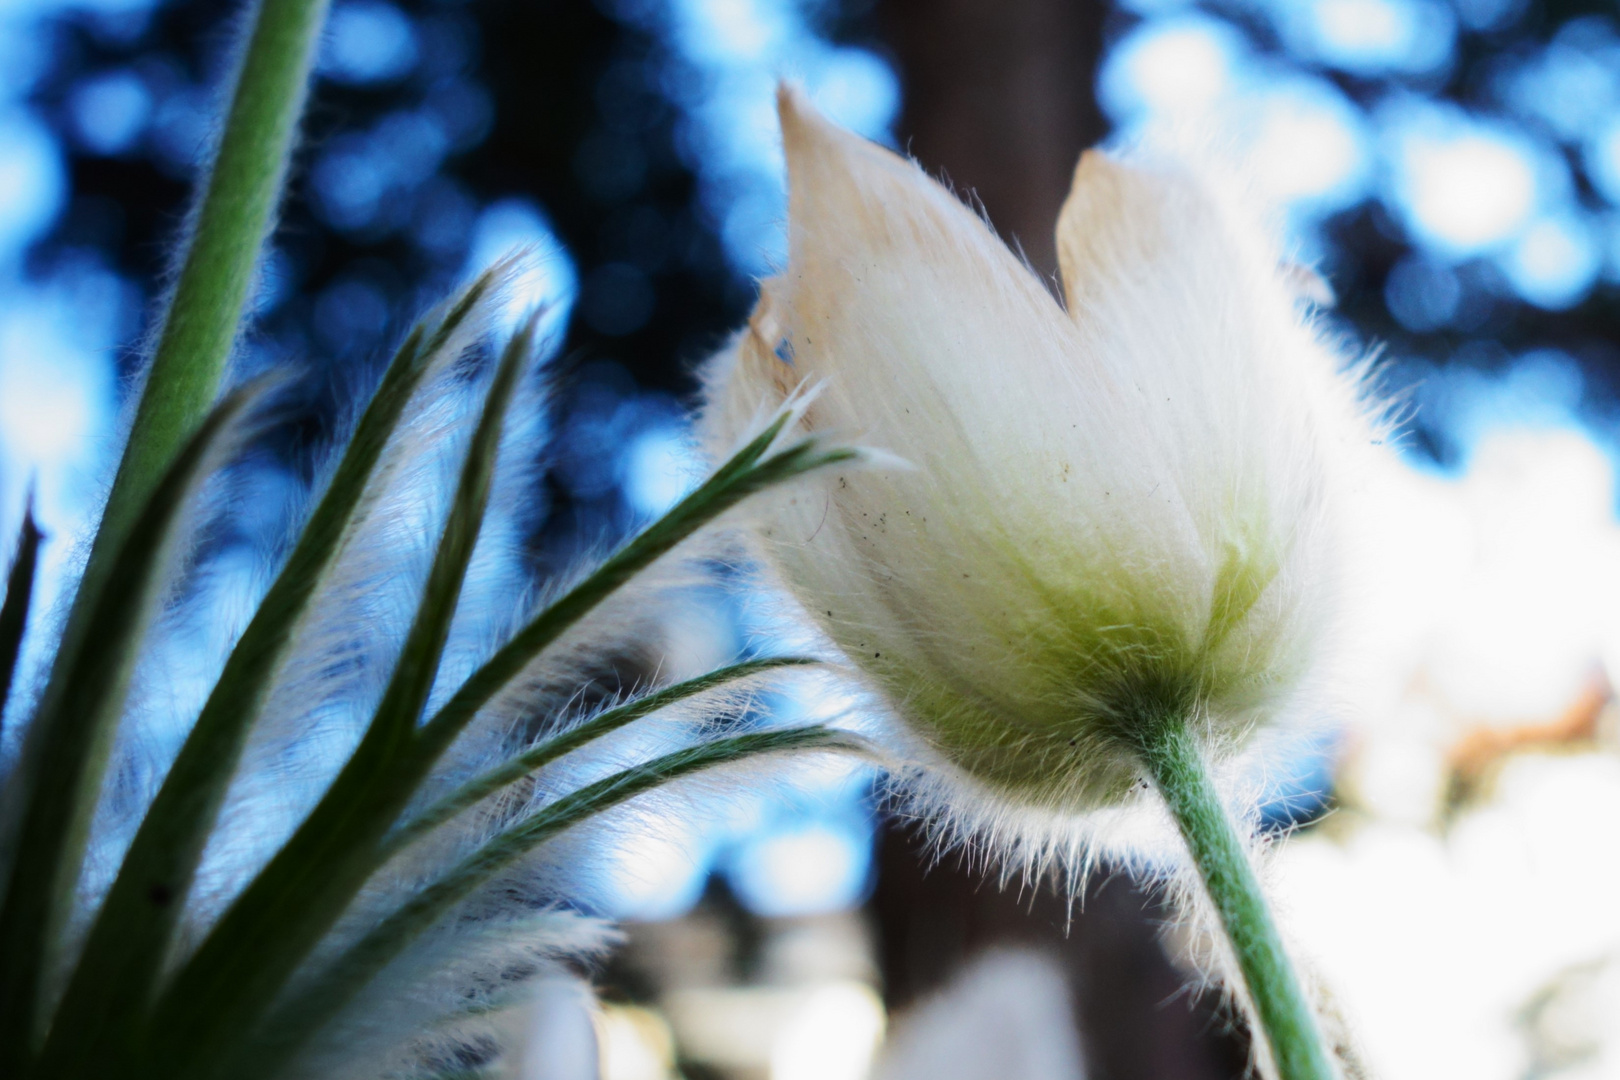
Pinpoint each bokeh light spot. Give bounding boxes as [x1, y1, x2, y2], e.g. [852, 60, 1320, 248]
[320, 0, 418, 85]
[727, 820, 872, 918]
[1098, 14, 1242, 123]
[1286, 0, 1457, 76]
[70, 70, 150, 155]
[1498, 213, 1601, 310]
[1385, 107, 1540, 256]
[0, 111, 64, 259]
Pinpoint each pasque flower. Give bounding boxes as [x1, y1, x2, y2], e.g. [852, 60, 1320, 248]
[705, 87, 1371, 817]
[704, 88, 1375, 1080]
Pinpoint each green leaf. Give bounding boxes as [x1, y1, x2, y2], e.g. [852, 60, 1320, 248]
[144, 315, 542, 1079]
[0, 0, 332, 1064]
[0, 378, 273, 1068]
[35, 272, 500, 1080]
[0, 499, 43, 747]
[379, 656, 818, 861]
[17, 0, 335, 932]
[416, 417, 857, 763]
[239, 726, 866, 1080]
[144, 400, 855, 1079]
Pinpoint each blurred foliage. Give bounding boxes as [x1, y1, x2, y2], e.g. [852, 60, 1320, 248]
[23, 0, 883, 564]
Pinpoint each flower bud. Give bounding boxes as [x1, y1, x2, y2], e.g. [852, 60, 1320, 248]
[703, 88, 1373, 817]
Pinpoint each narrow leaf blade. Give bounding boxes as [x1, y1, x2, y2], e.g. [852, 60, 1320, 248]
[36, 271, 500, 1079]
[380, 656, 818, 860]
[145, 316, 541, 1078]
[0, 379, 270, 1064]
[148, 397, 852, 1078]
[0, 500, 43, 747]
[418, 424, 858, 759]
[238, 726, 865, 1080]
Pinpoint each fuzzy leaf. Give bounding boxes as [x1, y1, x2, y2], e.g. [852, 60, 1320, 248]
[0, 378, 272, 1066]
[35, 272, 500, 1080]
[238, 725, 866, 1080]
[143, 314, 542, 1079]
[379, 656, 819, 861]
[143, 399, 854, 1079]
[416, 416, 857, 761]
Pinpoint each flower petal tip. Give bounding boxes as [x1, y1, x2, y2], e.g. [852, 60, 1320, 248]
[774, 80, 888, 184]
[775, 81, 823, 143]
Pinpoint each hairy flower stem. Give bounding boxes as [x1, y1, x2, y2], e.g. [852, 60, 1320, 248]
[1132, 719, 1334, 1080]
[99, 0, 328, 562]
[7, 0, 329, 828]
[19, 0, 330, 797]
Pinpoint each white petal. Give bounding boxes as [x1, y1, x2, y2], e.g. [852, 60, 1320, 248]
[702, 90, 1370, 812]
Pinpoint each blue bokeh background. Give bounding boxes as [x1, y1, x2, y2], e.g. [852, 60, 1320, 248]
[3, 0, 1620, 923]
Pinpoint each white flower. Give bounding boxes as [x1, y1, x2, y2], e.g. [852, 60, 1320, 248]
[703, 88, 1374, 832]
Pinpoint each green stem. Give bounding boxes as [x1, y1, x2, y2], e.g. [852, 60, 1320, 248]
[1132, 720, 1334, 1080]
[0, 0, 330, 925]
[0, 0, 325, 1064]
[8, 0, 331, 839]
[98, 0, 329, 564]
[231, 726, 867, 1080]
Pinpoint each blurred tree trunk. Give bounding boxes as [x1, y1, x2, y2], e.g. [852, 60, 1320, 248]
[874, 0, 1109, 280]
[869, 824, 1250, 1080]
[866, 4, 1250, 1076]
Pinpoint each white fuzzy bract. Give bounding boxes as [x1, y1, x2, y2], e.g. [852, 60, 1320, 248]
[702, 88, 1375, 857]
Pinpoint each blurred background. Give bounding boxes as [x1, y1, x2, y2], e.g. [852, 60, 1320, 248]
[4, 0, 1620, 1077]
